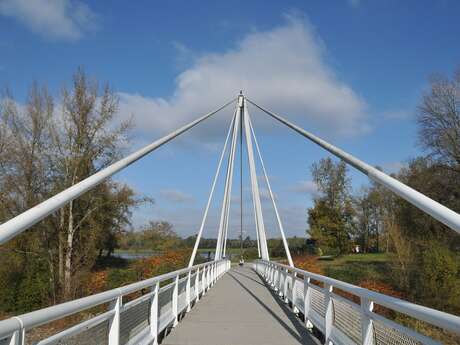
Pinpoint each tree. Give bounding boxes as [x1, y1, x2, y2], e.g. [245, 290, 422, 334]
[307, 158, 354, 255]
[354, 182, 386, 253]
[417, 70, 460, 169]
[0, 69, 147, 307]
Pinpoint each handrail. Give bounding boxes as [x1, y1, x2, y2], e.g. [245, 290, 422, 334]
[0, 99, 235, 245]
[0, 259, 229, 340]
[257, 260, 460, 336]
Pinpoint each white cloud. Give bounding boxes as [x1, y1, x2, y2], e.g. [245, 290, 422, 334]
[348, 0, 361, 7]
[380, 161, 406, 174]
[0, 0, 97, 40]
[160, 189, 194, 203]
[117, 15, 368, 142]
[382, 109, 412, 120]
[289, 180, 318, 196]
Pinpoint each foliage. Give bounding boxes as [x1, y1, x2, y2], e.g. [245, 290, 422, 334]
[118, 221, 183, 252]
[417, 69, 460, 167]
[292, 254, 323, 275]
[0, 69, 148, 310]
[308, 158, 355, 254]
[134, 249, 191, 280]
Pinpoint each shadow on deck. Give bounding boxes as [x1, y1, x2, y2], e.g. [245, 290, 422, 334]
[162, 265, 318, 345]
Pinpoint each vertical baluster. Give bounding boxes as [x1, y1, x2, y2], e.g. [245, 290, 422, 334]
[195, 267, 200, 302]
[270, 264, 274, 285]
[361, 297, 375, 345]
[212, 263, 216, 284]
[324, 283, 333, 345]
[172, 275, 179, 327]
[186, 271, 191, 312]
[291, 270, 299, 313]
[304, 275, 313, 329]
[8, 327, 24, 345]
[108, 294, 122, 345]
[278, 267, 284, 297]
[284, 269, 289, 303]
[150, 282, 159, 345]
[201, 266, 206, 295]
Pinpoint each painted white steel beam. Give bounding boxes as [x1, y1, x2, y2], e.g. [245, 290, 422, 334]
[188, 112, 236, 267]
[247, 112, 294, 267]
[243, 99, 269, 260]
[216, 103, 241, 259]
[248, 99, 460, 236]
[0, 99, 235, 245]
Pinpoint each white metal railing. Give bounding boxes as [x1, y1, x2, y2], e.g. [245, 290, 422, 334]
[255, 260, 460, 345]
[0, 259, 230, 345]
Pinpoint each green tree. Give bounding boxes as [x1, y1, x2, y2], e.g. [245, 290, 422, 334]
[0, 69, 147, 309]
[307, 158, 354, 255]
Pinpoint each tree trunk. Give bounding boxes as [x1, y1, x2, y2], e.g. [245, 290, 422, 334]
[64, 200, 74, 299]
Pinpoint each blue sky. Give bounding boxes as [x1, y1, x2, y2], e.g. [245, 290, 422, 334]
[1, 0, 459, 239]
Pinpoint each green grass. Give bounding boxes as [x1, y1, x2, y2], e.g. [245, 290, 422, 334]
[318, 253, 394, 285]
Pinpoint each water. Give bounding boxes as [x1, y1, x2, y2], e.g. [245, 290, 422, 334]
[113, 251, 218, 260]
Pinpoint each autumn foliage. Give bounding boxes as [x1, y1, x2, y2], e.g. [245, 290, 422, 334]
[83, 249, 193, 295]
[134, 249, 191, 279]
[292, 254, 323, 275]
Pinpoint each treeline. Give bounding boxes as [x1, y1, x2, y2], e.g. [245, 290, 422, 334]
[118, 221, 308, 258]
[307, 70, 460, 314]
[0, 69, 150, 312]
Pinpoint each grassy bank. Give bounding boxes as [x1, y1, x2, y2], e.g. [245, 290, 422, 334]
[318, 253, 394, 285]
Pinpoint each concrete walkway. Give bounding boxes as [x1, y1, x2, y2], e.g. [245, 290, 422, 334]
[163, 265, 318, 345]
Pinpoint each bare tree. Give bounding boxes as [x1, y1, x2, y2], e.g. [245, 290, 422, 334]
[50, 69, 133, 298]
[418, 69, 460, 169]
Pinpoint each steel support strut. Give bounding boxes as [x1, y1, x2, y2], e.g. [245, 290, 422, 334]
[216, 103, 241, 259]
[248, 99, 460, 236]
[188, 111, 237, 267]
[242, 98, 270, 260]
[0, 99, 236, 245]
[247, 112, 294, 267]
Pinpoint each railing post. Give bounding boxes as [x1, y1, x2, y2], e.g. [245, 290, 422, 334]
[324, 283, 333, 345]
[186, 271, 192, 312]
[291, 270, 299, 313]
[172, 274, 179, 327]
[275, 266, 280, 291]
[150, 282, 159, 345]
[278, 267, 284, 296]
[212, 263, 215, 284]
[283, 269, 289, 303]
[201, 266, 206, 295]
[195, 267, 200, 302]
[304, 275, 313, 329]
[8, 327, 24, 345]
[108, 294, 122, 345]
[361, 297, 375, 345]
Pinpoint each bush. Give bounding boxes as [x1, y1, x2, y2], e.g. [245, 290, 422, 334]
[409, 241, 460, 314]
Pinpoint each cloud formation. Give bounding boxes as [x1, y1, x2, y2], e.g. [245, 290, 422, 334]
[118, 16, 368, 142]
[0, 0, 96, 40]
[160, 189, 194, 203]
[289, 180, 318, 196]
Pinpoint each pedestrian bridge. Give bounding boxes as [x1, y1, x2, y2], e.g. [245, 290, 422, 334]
[0, 94, 460, 344]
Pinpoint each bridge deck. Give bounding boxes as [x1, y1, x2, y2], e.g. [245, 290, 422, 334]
[163, 265, 317, 345]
